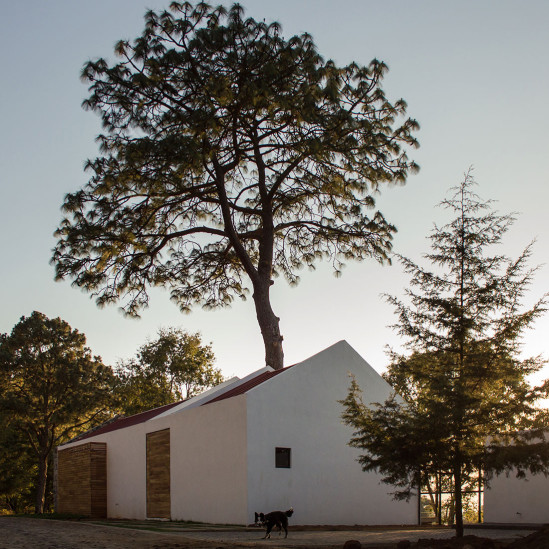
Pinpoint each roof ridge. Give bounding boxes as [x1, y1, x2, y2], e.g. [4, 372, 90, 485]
[201, 364, 293, 406]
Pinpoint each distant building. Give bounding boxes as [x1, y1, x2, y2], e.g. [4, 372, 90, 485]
[484, 439, 549, 525]
[55, 340, 417, 525]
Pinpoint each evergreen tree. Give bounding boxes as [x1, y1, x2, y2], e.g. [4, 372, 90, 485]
[114, 328, 222, 415]
[342, 172, 549, 537]
[0, 312, 114, 513]
[0, 413, 36, 514]
[52, 2, 419, 370]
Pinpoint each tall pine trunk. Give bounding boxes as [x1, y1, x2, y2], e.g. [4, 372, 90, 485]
[253, 279, 284, 370]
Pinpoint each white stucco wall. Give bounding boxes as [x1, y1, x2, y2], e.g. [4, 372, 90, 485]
[484, 471, 549, 524]
[59, 396, 248, 523]
[168, 396, 248, 524]
[59, 340, 418, 525]
[59, 422, 149, 519]
[245, 340, 417, 526]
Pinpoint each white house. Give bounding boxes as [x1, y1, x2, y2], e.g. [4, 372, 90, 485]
[484, 472, 549, 524]
[55, 340, 417, 525]
[483, 447, 549, 525]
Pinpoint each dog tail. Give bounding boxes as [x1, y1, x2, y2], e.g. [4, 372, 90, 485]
[285, 507, 294, 517]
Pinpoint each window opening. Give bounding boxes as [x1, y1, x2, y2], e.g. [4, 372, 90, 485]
[275, 447, 291, 468]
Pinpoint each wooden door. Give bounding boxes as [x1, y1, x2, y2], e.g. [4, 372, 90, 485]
[146, 429, 170, 519]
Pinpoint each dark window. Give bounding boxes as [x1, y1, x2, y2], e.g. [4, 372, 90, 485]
[275, 447, 291, 468]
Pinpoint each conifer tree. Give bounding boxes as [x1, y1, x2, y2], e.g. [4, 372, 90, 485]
[0, 312, 114, 513]
[52, 2, 419, 370]
[342, 171, 549, 537]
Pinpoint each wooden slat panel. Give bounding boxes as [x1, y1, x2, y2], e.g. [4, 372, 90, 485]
[146, 429, 170, 519]
[90, 443, 107, 518]
[57, 442, 107, 518]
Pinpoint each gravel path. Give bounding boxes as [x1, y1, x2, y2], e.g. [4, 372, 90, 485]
[0, 518, 223, 549]
[0, 517, 534, 549]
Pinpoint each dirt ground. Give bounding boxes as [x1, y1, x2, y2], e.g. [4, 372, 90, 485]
[0, 518, 227, 549]
[0, 517, 546, 549]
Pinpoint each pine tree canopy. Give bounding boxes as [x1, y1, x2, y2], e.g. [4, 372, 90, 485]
[0, 311, 114, 513]
[342, 171, 549, 537]
[51, 2, 419, 370]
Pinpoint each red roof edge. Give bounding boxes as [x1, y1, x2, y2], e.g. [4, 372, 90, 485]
[202, 365, 293, 406]
[63, 366, 294, 443]
[67, 400, 183, 443]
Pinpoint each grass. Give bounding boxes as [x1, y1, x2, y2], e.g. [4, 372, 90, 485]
[91, 518, 246, 531]
[3, 514, 246, 533]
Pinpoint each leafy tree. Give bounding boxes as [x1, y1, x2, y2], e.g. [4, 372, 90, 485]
[114, 328, 222, 415]
[0, 415, 36, 514]
[0, 312, 115, 514]
[52, 1, 419, 370]
[342, 172, 549, 537]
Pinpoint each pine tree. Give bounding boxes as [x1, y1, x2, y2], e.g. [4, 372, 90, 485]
[0, 312, 114, 513]
[52, 2, 419, 370]
[342, 171, 549, 537]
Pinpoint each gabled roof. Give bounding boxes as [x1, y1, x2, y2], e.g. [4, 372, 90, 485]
[202, 365, 292, 406]
[62, 364, 294, 444]
[67, 401, 182, 443]
[151, 376, 241, 418]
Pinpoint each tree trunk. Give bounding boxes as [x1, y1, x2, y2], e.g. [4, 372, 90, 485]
[426, 475, 439, 521]
[6, 497, 19, 514]
[35, 452, 48, 514]
[252, 280, 284, 370]
[453, 464, 464, 538]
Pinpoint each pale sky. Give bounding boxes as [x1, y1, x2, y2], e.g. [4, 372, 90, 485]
[1, 1, 548, 382]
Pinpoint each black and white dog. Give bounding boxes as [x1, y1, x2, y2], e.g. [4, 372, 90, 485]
[254, 508, 294, 538]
